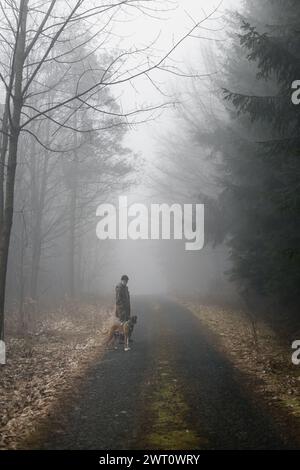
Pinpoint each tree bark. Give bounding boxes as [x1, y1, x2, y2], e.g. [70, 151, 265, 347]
[0, 0, 28, 340]
[67, 113, 79, 299]
[30, 145, 48, 300]
[68, 155, 77, 298]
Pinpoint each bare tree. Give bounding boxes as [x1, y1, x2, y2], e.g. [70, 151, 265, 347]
[0, 0, 220, 341]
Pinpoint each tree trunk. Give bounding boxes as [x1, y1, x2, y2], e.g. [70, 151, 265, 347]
[0, 0, 28, 341]
[30, 147, 48, 300]
[67, 115, 78, 299]
[0, 133, 20, 340]
[18, 213, 26, 334]
[68, 166, 77, 298]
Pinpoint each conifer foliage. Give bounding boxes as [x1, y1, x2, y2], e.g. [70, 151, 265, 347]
[219, 0, 300, 307]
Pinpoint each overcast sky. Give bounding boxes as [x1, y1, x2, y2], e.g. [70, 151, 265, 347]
[104, 0, 242, 293]
[118, 0, 242, 172]
[0, 0, 242, 294]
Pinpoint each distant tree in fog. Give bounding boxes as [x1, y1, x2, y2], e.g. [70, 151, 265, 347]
[219, 0, 300, 310]
[156, 0, 300, 312]
[0, 0, 218, 339]
[177, 0, 300, 312]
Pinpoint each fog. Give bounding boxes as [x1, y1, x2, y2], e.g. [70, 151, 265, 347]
[97, 0, 241, 298]
[3, 0, 296, 324]
[1, 0, 299, 452]
[0, 0, 241, 308]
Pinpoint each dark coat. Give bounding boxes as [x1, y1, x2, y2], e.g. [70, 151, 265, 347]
[115, 283, 130, 322]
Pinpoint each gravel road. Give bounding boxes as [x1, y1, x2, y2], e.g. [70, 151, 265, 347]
[30, 297, 295, 450]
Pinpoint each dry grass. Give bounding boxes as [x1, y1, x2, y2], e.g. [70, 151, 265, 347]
[0, 299, 113, 449]
[180, 300, 300, 440]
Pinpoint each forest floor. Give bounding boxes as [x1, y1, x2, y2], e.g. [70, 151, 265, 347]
[0, 296, 299, 450]
[0, 298, 113, 449]
[17, 297, 299, 450]
[180, 299, 300, 442]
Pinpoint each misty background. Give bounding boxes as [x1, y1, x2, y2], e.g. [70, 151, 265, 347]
[1, 0, 299, 326]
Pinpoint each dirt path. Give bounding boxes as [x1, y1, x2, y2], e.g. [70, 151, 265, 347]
[26, 297, 297, 450]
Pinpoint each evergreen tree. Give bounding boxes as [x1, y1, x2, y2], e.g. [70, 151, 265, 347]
[219, 0, 300, 309]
